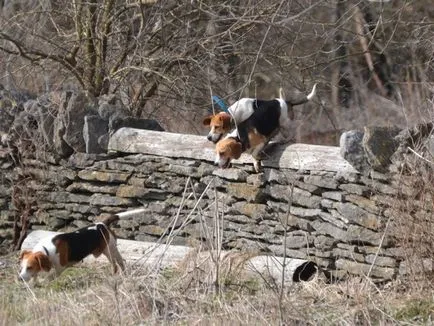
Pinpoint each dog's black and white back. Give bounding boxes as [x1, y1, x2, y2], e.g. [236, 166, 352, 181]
[205, 84, 316, 144]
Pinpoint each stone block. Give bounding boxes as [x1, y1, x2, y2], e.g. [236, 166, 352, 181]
[116, 185, 147, 198]
[346, 225, 385, 246]
[66, 182, 118, 194]
[313, 235, 336, 250]
[333, 248, 364, 262]
[290, 207, 322, 218]
[340, 130, 370, 173]
[310, 220, 347, 241]
[276, 214, 313, 232]
[335, 258, 395, 279]
[230, 202, 269, 220]
[227, 183, 265, 203]
[47, 191, 90, 204]
[83, 115, 108, 153]
[139, 224, 167, 236]
[339, 183, 370, 196]
[319, 211, 347, 229]
[213, 168, 248, 181]
[322, 191, 344, 201]
[89, 194, 135, 206]
[265, 184, 321, 208]
[303, 175, 339, 189]
[78, 170, 131, 183]
[344, 194, 381, 214]
[335, 202, 381, 230]
[365, 254, 397, 268]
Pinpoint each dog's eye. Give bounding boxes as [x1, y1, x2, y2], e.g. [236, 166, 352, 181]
[27, 266, 33, 270]
[219, 151, 224, 156]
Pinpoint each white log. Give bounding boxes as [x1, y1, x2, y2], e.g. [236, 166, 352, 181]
[21, 230, 318, 284]
[108, 128, 357, 173]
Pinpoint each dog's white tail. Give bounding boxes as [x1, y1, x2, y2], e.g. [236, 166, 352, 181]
[285, 83, 317, 105]
[306, 83, 317, 101]
[116, 208, 146, 218]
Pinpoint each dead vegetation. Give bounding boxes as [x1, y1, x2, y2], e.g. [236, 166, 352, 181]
[1, 248, 433, 325]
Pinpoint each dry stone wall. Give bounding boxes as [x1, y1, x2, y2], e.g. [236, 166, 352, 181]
[0, 128, 431, 281]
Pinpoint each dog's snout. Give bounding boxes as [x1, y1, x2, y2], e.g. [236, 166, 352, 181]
[207, 134, 212, 141]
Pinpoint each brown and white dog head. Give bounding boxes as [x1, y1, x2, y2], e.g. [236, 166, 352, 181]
[203, 112, 232, 143]
[19, 250, 52, 282]
[214, 137, 242, 169]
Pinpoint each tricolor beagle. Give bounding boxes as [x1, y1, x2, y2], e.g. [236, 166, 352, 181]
[18, 208, 145, 282]
[203, 84, 317, 143]
[214, 85, 317, 172]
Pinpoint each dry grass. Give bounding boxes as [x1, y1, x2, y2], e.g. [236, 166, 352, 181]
[1, 249, 433, 326]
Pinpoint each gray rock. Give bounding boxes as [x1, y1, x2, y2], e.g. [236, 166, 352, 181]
[322, 191, 343, 201]
[89, 194, 134, 206]
[53, 91, 74, 158]
[365, 254, 397, 268]
[340, 130, 370, 173]
[294, 181, 321, 195]
[282, 234, 312, 249]
[319, 211, 347, 229]
[98, 133, 110, 151]
[264, 168, 289, 184]
[346, 225, 385, 246]
[320, 199, 334, 209]
[47, 191, 90, 204]
[212, 168, 248, 181]
[310, 220, 348, 241]
[265, 184, 321, 208]
[289, 207, 321, 218]
[23, 97, 57, 149]
[344, 194, 381, 214]
[227, 183, 265, 203]
[313, 235, 336, 250]
[66, 182, 118, 194]
[110, 117, 164, 133]
[276, 213, 313, 231]
[362, 126, 401, 172]
[63, 92, 97, 152]
[333, 247, 365, 262]
[97, 94, 129, 121]
[303, 175, 339, 189]
[83, 115, 108, 154]
[78, 170, 131, 183]
[339, 183, 370, 196]
[335, 259, 395, 279]
[398, 259, 433, 275]
[230, 202, 269, 220]
[335, 202, 381, 230]
[267, 246, 308, 259]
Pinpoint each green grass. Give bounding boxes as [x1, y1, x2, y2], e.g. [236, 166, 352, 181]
[394, 299, 434, 323]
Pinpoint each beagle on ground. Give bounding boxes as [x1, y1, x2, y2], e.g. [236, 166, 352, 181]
[18, 208, 145, 283]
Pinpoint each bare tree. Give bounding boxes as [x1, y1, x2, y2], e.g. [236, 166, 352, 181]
[0, 0, 432, 139]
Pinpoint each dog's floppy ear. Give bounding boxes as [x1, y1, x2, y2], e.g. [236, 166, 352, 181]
[35, 252, 52, 272]
[219, 113, 232, 129]
[230, 141, 243, 159]
[203, 116, 213, 126]
[19, 250, 31, 261]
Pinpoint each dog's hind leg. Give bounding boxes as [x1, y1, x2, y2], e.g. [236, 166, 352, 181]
[102, 237, 125, 273]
